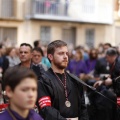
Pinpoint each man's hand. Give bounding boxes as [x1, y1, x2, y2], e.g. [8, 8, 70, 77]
[93, 80, 104, 88]
[93, 78, 113, 88]
[79, 73, 85, 80]
[104, 77, 112, 86]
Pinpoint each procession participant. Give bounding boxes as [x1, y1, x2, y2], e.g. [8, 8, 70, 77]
[37, 40, 89, 120]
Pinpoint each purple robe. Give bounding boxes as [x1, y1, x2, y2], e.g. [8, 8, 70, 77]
[0, 108, 43, 120]
[85, 59, 97, 73]
[67, 59, 88, 77]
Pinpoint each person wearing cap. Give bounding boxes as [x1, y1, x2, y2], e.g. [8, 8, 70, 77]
[94, 47, 120, 91]
[92, 47, 120, 120]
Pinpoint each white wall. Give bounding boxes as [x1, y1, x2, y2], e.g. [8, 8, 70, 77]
[66, 0, 114, 24]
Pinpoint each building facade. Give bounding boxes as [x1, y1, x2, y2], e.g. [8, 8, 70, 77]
[0, 0, 115, 48]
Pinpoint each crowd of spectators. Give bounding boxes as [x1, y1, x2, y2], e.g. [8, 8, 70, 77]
[0, 40, 120, 120]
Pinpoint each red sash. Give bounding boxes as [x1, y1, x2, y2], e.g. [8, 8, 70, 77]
[117, 97, 120, 105]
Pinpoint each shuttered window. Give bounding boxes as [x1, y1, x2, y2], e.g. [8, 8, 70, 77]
[0, 27, 17, 47]
[40, 26, 51, 45]
[85, 29, 95, 48]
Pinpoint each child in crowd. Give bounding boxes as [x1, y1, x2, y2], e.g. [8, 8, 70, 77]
[0, 66, 43, 120]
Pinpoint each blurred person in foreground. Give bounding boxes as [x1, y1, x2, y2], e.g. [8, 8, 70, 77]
[37, 40, 89, 120]
[0, 66, 43, 120]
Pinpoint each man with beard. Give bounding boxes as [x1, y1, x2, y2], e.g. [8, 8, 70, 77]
[37, 40, 89, 120]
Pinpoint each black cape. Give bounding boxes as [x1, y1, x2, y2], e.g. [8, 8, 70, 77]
[37, 68, 89, 120]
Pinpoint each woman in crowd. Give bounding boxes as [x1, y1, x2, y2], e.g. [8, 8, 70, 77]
[67, 49, 88, 80]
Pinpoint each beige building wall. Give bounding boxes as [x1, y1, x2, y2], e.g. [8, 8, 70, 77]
[0, 0, 115, 48]
[18, 21, 33, 46]
[0, 21, 20, 46]
[22, 21, 115, 47]
[0, 19, 116, 48]
[75, 24, 112, 47]
[76, 24, 116, 47]
[30, 21, 63, 44]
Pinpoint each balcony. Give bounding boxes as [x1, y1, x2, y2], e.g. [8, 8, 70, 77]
[26, 0, 69, 20]
[0, 0, 24, 20]
[27, 0, 113, 24]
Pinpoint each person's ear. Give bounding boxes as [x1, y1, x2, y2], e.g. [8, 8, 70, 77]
[48, 54, 53, 61]
[31, 52, 34, 59]
[30, 52, 33, 59]
[5, 86, 13, 98]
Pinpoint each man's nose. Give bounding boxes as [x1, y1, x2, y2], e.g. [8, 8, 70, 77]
[21, 52, 25, 55]
[64, 53, 68, 58]
[28, 91, 35, 97]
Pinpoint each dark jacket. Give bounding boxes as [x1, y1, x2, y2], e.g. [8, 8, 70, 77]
[94, 57, 110, 78]
[110, 56, 120, 96]
[17, 63, 46, 81]
[37, 68, 89, 120]
[0, 55, 9, 75]
[110, 56, 120, 80]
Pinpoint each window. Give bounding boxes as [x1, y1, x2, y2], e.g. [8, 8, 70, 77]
[0, 27, 17, 46]
[115, 27, 120, 45]
[62, 27, 76, 49]
[40, 26, 51, 45]
[0, 0, 14, 18]
[85, 29, 95, 48]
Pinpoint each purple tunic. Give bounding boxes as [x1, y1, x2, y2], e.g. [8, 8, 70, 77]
[67, 59, 88, 76]
[0, 108, 43, 120]
[85, 59, 97, 73]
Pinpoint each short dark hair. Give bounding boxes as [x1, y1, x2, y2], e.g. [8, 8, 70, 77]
[20, 43, 33, 52]
[104, 43, 112, 47]
[106, 48, 118, 56]
[34, 40, 40, 48]
[47, 40, 67, 55]
[4, 66, 37, 91]
[32, 47, 44, 56]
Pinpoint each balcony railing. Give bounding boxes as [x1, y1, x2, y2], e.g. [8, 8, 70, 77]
[0, 0, 113, 24]
[27, 0, 113, 24]
[29, 0, 68, 17]
[0, 0, 24, 20]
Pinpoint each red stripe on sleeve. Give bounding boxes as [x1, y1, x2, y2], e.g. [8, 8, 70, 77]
[117, 97, 120, 105]
[38, 96, 51, 109]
